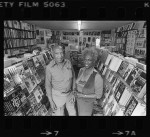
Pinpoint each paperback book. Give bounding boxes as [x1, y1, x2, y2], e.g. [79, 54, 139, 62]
[130, 76, 146, 98]
[20, 99, 31, 116]
[109, 56, 122, 72]
[124, 96, 138, 116]
[37, 105, 48, 116]
[131, 102, 146, 116]
[125, 67, 140, 86]
[33, 86, 44, 103]
[118, 87, 132, 107]
[114, 81, 126, 103]
[24, 75, 37, 93]
[117, 61, 129, 78]
[122, 63, 134, 81]
[4, 68, 16, 96]
[8, 65, 23, 85]
[15, 62, 26, 82]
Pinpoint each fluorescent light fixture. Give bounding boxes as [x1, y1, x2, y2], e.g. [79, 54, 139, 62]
[78, 21, 81, 31]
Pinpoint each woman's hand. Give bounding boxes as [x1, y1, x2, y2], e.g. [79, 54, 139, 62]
[76, 93, 85, 98]
[69, 92, 76, 104]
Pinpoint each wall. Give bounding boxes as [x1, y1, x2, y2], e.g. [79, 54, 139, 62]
[35, 27, 52, 51]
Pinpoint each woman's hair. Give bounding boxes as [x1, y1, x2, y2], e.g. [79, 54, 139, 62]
[82, 47, 98, 63]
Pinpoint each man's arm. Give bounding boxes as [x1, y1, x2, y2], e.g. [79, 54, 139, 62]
[69, 60, 76, 91]
[45, 65, 53, 103]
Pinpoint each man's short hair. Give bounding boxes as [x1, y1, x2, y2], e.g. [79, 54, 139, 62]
[52, 45, 64, 52]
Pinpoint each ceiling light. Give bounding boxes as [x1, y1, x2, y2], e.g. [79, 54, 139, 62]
[78, 21, 81, 31]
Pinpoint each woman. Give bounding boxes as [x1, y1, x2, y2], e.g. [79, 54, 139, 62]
[74, 48, 103, 116]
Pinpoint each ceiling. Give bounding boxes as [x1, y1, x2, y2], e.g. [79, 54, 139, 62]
[25, 21, 134, 31]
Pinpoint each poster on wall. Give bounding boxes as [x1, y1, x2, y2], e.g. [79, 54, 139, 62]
[36, 30, 40, 36]
[45, 30, 52, 37]
[36, 38, 41, 44]
[83, 37, 86, 43]
[40, 31, 44, 37]
[88, 37, 91, 42]
[40, 37, 45, 44]
[92, 37, 96, 43]
[75, 37, 78, 43]
[134, 48, 146, 58]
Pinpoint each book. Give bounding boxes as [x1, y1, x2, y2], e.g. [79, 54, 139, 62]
[124, 96, 138, 116]
[98, 63, 104, 72]
[42, 52, 49, 65]
[119, 87, 132, 107]
[37, 105, 48, 116]
[22, 60, 33, 78]
[117, 61, 129, 78]
[8, 65, 23, 85]
[125, 67, 140, 86]
[123, 63, 135, 81]
[115, 107, 125, 116]
[107, 99, 118, 116]
[20, 99, 31, 116]
[105, 53, 113, 66]
[4, 99, 16, 115]
[4, 86, 23, 113]
[24, 75, 37, 94]
[109, 56, 122, 72]
[103, 94, 114, 116]
[131, 102, 146, 116]
[100, 65, 106, 75]
[110, 74, 118, 87]
[27, 58, 36, 74]
[15, 62, 26, 82]
[20, 83, 30, 98]
[107, 71, 114, 82]
[114, 81, 126, 103]
[130, 76, 146, 99]
[36, 54, 46, 67]
[113, 79, 122, 94]
[102, 66, 107, 76]
[105, 69, 111, 79]
[4, 68, 16, 96]
[111, 103, 120, 116]
[33, 86, 43, 103]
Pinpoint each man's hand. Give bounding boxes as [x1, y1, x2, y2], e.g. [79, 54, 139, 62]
[69, 91, 76, 104]
[50, 100, 57, 111]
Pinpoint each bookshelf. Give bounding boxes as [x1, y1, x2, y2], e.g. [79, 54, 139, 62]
[96, 48, 146, 116]
[4, 20, 37, 57]
[4, 50, 52, 116]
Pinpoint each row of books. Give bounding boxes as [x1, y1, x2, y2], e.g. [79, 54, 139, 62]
[4, 50, 52, 116]
[4, 28, 36, 39]
[96, 49, 146, 116]
[4, 39, 37, 49]
[4, 20, 36, 31]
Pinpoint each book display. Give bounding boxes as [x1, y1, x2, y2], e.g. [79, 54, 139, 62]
[113, 22, 146, 64]
[4, 51, 52, 116]
[95, 48, 146, 116]
[4, 20, 37, 57]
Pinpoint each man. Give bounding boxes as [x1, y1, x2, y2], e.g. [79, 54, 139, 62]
[45, 45, 76, 116]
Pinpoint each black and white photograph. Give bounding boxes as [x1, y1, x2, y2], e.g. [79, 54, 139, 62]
[4, 20, 146, 116]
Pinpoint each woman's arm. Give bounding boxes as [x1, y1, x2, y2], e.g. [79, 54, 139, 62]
[77, 93, 97, 98]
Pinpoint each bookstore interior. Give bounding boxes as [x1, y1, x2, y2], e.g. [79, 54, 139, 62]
[4, 20, 146, 116]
